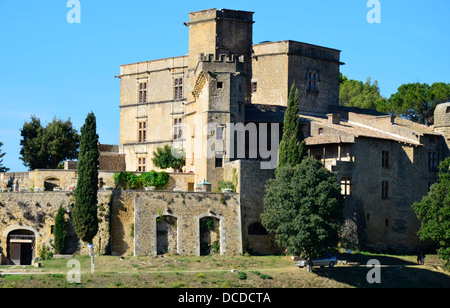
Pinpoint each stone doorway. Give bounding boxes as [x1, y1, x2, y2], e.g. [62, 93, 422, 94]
[156, 216, 178, 255]
[199, 217, 220, 256]
[7, 230, 36, 265]
[44, 178, 60, 191]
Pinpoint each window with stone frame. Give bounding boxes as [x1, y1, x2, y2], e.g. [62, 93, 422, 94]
[173, 118, 183, 140]
[215, 152, 224, 168]
[251, 82, 257, 93]
[428, 152, 438, 171]
[138, 157, 146, 172]
[138, 120, 147, 143]
[306, 69, 319, 92]
[340, 177, 352, 196]
[174, 78, 183, 100]
[139, 82, 147, 104]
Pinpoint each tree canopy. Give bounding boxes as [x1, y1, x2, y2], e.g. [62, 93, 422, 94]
[340, 76, 450, 126]
[0, 142, 9, 172]
[261, 158, 344, 260]
[152, 144, 185, 172]
[19, 116, 80, 170]
[412, 157, 450, 268]
[339, 77, 387, 111]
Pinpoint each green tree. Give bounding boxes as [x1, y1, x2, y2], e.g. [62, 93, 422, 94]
[261, 158, 344, 266]
[19, 116, 80, 170]
[412, 157, 450, 268]
[277, 84, 306, 168]
[339, 77, 387, 110]
[0, 142, 10, 172]
[72, 112, 99, 244]
[152, 144, 185, 172]
[54, 205, 67, 254]
[382, 82, 450, 126]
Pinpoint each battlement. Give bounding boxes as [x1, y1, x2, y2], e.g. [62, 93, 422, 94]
[198, 53, 245, 63]
[188, 8, 254, 25]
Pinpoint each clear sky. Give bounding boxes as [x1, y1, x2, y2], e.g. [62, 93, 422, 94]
[0, 0, 449, 172]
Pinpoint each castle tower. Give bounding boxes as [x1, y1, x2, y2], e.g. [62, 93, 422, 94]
[183, 9, 253, 188]
[186, 8, 254, 103]
[433, 102, 450, 154]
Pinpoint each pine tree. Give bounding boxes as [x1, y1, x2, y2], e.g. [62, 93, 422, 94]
[54, 205, 67, 254]
[72, 112, 99, 244]
[0, 142, 9, 172]
[277, 84, 306, 168]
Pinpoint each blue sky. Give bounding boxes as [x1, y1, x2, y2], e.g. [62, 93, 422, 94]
[0, 0, 449, 172]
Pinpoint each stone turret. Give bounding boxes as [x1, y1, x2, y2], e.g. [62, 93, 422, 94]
[434, 102, 450, 151]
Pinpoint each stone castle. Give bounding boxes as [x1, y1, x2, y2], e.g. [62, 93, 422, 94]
[1, 8, 449, 265]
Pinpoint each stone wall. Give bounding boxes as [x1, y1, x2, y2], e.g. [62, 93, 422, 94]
[0, 191, 112, 265]
[110, 190, 242, 257]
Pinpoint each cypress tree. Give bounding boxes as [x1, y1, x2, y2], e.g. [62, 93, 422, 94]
[277, 84, 306, 168]
[72, 112, 99, 244]
[54, 205, 67, 254]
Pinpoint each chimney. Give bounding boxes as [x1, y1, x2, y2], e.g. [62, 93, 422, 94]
[327, 113, 341, 125]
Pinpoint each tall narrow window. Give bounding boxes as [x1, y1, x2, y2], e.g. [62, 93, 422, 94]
[138, 121, 147, 143]
[428, 152, 438, 171]
[382, 150, 389, 168]
[306, 70, 319, 92]
[174, 78, 183, 100]
[216, 125, 224, 140]
[381, 181, 389, 199]
[173, 118, 183, 140]
[215, 152, 223, 168]
[138, 157, 146, 172]
[252, 82, 257, 93]
[139, 82, 147, 104]
[340, 178, 352, 196]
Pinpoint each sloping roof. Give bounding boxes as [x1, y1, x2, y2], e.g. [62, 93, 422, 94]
[301, 114, 425, 146]
[245, 104, 286, 123]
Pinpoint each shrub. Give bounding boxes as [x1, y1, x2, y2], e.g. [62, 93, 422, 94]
[113, 171, 169, 190]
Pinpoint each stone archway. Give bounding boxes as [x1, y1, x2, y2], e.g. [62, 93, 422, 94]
[44, 177, 60, 191]
[7, 229, 36, 265]
[156, 215, 178, 255]
[199, 217, 220, 256]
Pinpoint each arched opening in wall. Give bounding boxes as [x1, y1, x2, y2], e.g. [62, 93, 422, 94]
[199, 217, 220, 256]
[156, 215, 178, 255]
[248, 222, 268, 235]
[7, 229, 36, 265]
[44, 178, 60, 191]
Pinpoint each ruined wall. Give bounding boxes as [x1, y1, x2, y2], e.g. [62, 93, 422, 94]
[111, 191, 242, 256]
[0, 191, 112, 264]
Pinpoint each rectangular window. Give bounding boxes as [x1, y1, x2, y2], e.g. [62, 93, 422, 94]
[340, 178, 352, 196]
[139, 82, 147, 104]
[428, 152, 438, 171]
[252, 82, 257, 93]
[138, 121, 147, 143]
[382, 150, 389, 168]
[306, 70, 319, 92]
[138, 157, 146, 172]
[173, 118, 183, 140]
[174, 78, 183, 100]
[381, 181, 389, 199]
[215, 152, 223, 168]
[216, 125, 224, 140]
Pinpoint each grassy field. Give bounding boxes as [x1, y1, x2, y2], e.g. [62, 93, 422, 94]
[0, 252, 449, 288]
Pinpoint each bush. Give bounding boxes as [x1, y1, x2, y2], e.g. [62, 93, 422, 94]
[113, 171, 170, 190]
